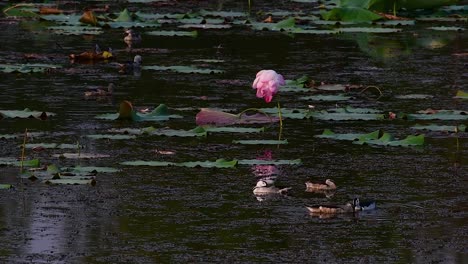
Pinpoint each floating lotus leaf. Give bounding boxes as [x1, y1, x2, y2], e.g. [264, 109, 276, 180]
[310, 108, 384, 120]
[411, 124, 466, 132]
[24, 143, 79, 149]
[259, 108, 311, 119]
[281, 75, 314, 92]
[454, 90, 468, 99]
[354, 133, 424, 147]
[322, 7, 383, 22]
[143, 65, 224, 74]
[148, 127, 207, 137]
[428, 26, 465, 31]
[104, 21, 161, 28]
[115, 8, 133, 22]
[0, 63, 61, 73]
[196, 108, 279, 126]
[316, 129, 383, 141]
[87, 134, 137, 140]
[121, 158, 238, 168]
[338, 27, 402, 33]
[0, 108, 55, 119]
[237, 159, 302, 165]
[232, 140, 288, 145]
[0, 158, 40, 167]
[45, 177, 96, 185]
[302, 94, 352, 101]
[178, 24, 231, 29]
[317, 84, 347, 91]
[48, 25, 103, 35]
[52, 153, 110, 159]
[416, 17, 467, 22]
[146, 30, 198, 37]
[64, 166, 120, 173]
[395, 94, 434, 99]
[3, 4, 40, 17]
[198, 10, 247, 18]
[0, 184, 13, 189]
[407, 110, 468, 121]
[96, 102, 182, 121]
[292, 28, 339, 34]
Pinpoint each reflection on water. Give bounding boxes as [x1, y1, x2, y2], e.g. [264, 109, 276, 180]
[0, 0, 467, 263]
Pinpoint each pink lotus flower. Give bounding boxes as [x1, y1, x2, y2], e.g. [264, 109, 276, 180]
[252, 70, 285, 103]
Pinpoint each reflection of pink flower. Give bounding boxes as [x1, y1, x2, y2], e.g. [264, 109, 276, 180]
[252, 70, 285, 103]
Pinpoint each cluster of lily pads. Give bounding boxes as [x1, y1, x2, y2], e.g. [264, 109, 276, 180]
[0, 0, 466, 189]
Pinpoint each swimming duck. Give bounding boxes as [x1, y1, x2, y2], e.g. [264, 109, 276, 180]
[305, 179, 336, 190]
[253, 179, 291, 195]
[118, 55, 142, 74]
[354, 198, 376, 211]
[84, 83, 115, 97]
[69, 44, 113, 62]
[124, 29, 142, 47]
[306, 198, 359, 214]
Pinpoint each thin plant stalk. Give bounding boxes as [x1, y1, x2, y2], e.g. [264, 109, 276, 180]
[20, 128, 28, 173]
[277, 101, 283, 142]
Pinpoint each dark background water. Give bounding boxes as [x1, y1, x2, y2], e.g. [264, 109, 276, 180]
[0, 1, 467, 263]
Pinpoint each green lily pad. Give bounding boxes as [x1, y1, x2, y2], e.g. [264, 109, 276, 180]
[0, 158, 40, 167]
[48, 26, 103, 35]
[237, 159, 302, 165]
[310, 108, 384, 120]
[316, 84, 347, 91]
[354, 133, 424, 147]
[322, 7, 383, 22]
[52, 153, 110, 159]
[45, 178, 96, 185]
[104, 21, 161, 28]
[302, 94, 352, 101]
[143, 65, 224, 74]
[146, 30, 198, 37]
[395, 94, 434, 99]
[87, 134, 137, 140]
[411, 124, 466, 132]
[337, 27, 402, 33]
[428, 26, 465, 31]
[198, 10, 247, 18]
[121, 158, 238, 168]
[64, 166, 120, 173]
[24, 143, 80, 149]
[0, 108, 55, 119]
[232, 140, 288, 145]
[96, 103, 183, 121]
[454, 90, 468, 99]
[316, 129, 383, 141]
[0, 184, 14, 189]
[196, 108, 279, 126]
[178, 24, 231, 29]
[407, 110, 468, 121]
[3, 4, 40, 18]
[0, 64, 62, 73]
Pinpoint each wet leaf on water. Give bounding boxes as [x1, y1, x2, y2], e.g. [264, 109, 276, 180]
[96, 101, 182, 121]
[199, 10, 247, 18]
[407, 110, 468, 121]
[411, 124, 466, 132]
[0, 184, 14, 189]
[178, 24, 231, 29]
[52, 153, 110, 159]
[302, 94, 352, 101]
[48, 25, 103, 35]
[428, 26, 465, 31]
[146, 30, 198, 37]
[316, 84, 347, 91]
[143, 65, 224, 74]
[0, 63, 61, 73]
[121, 158, 238, 168]
[87, 134, 137, 140]
[45, 178, 96, 185]
[395, 94, 434, 99]
[337, 27, 402, 33]
[0, 158, 40, 167]
[196, 108, 279, 126]
[237, 159, 302, 165]
[454, 90, 468, 99]
[322, 7, 383, 22]
[310, 107, 385, 120]
[64, 166, 120, 173]
[354, 133, 424, 147]
[24, 143, 80, 149]
[0, 108, 55, 120]
[232, 139, 288, 145]
[316, 129, 383, 141]
[3, 4, 40, 18]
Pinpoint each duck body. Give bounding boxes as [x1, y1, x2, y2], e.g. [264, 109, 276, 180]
[119, 55, 142, 74]
[305, 179, 336, 190]
[306, 198, 358, 214]
[253, 179, 290, 195]
[354, 199, 376, 211]
[84, 83, 115, 97]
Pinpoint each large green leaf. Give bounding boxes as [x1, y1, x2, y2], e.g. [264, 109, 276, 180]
[146, 30, 198, 37]
[302, 94, 352, 101]
[322, 7, 383, 22]
[0, 108, 55, 119]
[87, 134, 137, 140]
[411, 124, 466, 132]
[0, 158, 40, 167]
[316, 129, 383, 141]
[24, 143, 80, 149]
[454, 90, 468, 99]
[95, 103, 182, 121]
[398, 0, 459, 10]
[0, 64, 62, 73]
[407, 110, 468, 121]
[354, 133, 424, 146]
[0, 184, 14, 189]
[64, 166, 120, 173]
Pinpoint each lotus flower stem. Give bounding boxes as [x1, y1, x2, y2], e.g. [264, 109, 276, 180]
[277, 101, 283, 141]
[393, 1, 396, 17]
[20, 128, 28, 173]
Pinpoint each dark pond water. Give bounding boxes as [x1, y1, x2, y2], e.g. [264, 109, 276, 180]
[0, 1, 467, 263]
